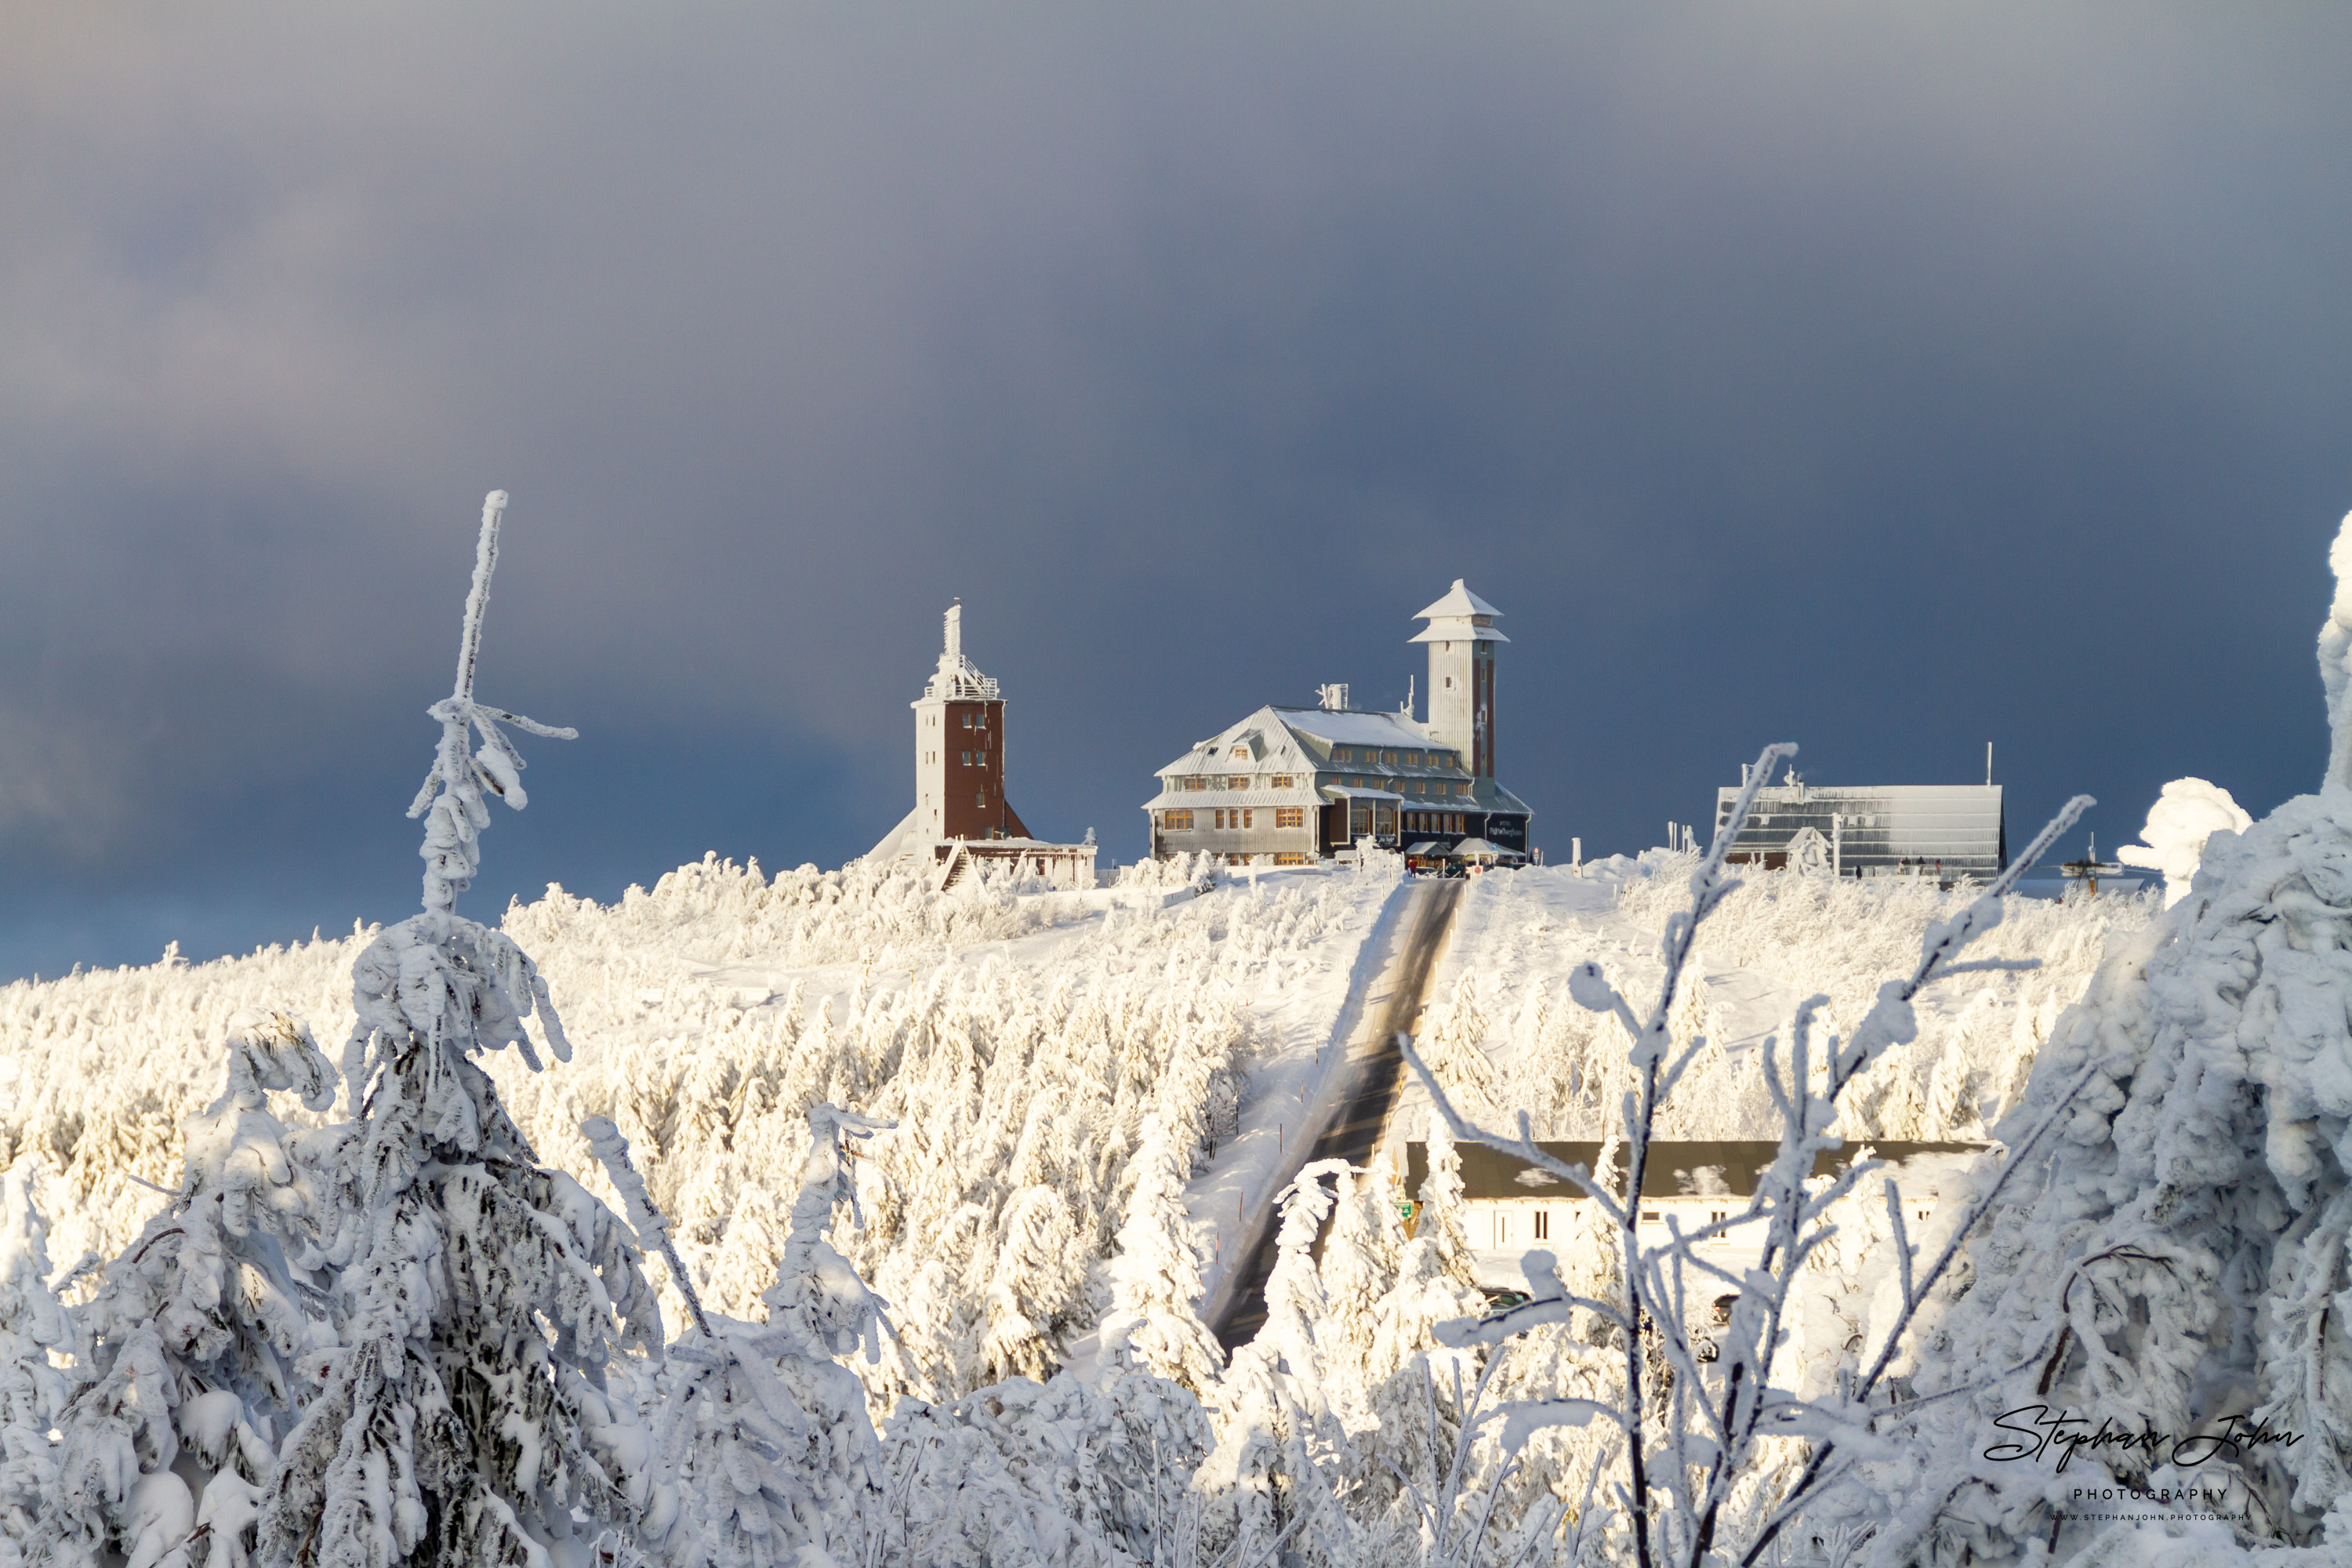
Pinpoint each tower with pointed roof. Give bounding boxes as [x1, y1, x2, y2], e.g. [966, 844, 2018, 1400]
[866, 604, 1096, 886]
[1412, 579, 1506, 782]
[908, 602, 1027, 844]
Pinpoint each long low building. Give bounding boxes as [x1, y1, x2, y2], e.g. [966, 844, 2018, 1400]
[1404, 1138, 1988, 1283]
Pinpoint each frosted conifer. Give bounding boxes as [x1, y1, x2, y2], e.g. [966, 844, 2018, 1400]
[42, 1009, 336, 1568]
[1102, 1105, 1224, 1393]
[595, 1105, 891, 1568]
[0, 1161, 71, 1567]
[256, 494, 665, 1568]
[1875, 511, 2352, 1561]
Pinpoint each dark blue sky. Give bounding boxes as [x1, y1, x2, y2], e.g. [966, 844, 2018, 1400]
[2, 5, 2348, 979]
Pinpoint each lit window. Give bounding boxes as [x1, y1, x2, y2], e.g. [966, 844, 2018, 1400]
[1229, 777, 1248, 790]
[1231, 745, 1249, 759]
[1276, 808, 1304, 829]
[1383, 751, 1397, 764]
[1163, 810, 1193, 830]
[1273, 852, 1309, 866]
[1271, 774, 1294, 789]
[1414, 780, 1427, 793]
[1242, 808, 1254, 828]
[1335, 746, 1352, 761]
[1406, 752, 1421, 764]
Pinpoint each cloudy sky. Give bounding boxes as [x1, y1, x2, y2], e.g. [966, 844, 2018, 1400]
[2, 4, 2348, 978]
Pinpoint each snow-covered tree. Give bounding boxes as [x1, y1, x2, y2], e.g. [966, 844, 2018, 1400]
[42, 1007, 337, 1568]
[1867, 514, 2352, 1563]
[1405, 739, 2100, 1568]
[2114, 776, 2253, 909]
[1103, 1103, 1225, 1395]
[256, 493, 666, 1568]
[586, 1105, 890, 1568]
[0, 1160, 71, 1566]
[1200, 1160, 1359, 1566]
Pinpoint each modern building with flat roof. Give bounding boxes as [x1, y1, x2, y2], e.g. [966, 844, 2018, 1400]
[1711, 781, 2005, 880]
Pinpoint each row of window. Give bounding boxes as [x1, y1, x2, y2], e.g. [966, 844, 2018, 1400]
[1345, 777, 1469, 797]
[924, 749, 992, 766]
[1332, 746, 1457, 768]
[1405, 811, 1468, 834]
[1173, 771, 1465, 794]
[1158, 808, 1308, 832]
[1177, 774, 1299, 792]
[924, 710, 991, 730]
[1217, 851, 1312, 866]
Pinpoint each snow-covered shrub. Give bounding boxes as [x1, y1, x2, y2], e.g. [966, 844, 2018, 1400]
[2115, 776, 2253, 909]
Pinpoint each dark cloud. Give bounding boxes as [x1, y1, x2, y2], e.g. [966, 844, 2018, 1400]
[2, 3, 2349, 978]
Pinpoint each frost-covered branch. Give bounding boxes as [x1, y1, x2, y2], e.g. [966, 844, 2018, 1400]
[1403, 743, 2100, 1568]
[408, 489, 576, 914]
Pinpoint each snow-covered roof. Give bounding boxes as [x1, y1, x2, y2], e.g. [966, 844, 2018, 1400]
[1143, 789, 1322, 811]
[862, 806, 925, 865]
[1409, 579, 1509, 644]
[1154, 704, 1425, 777]
[1265, 706, 1431, 750]
[1408, 622, 1508, 644]
[1414, 579, 1502, 621]
[1453, 837, 1500, 857]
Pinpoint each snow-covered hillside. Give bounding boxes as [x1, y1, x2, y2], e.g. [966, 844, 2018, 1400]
[1403, 855, 2151, 1149]
[0, 846, 2143, 1414]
